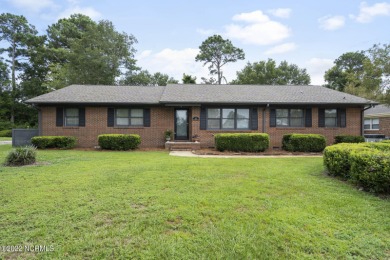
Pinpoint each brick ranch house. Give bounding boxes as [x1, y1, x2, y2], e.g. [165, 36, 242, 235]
[364, 104, 390, 140]
[26, 84, 376, 149]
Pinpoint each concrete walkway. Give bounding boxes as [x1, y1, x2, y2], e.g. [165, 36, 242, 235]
[0, 141, 11, 145]
[169, 150, 322, 158]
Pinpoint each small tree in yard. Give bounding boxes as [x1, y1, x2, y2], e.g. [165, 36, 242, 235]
[195, 35, 245, 85]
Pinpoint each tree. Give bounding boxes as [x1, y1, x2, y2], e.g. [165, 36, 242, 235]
[324, 48, 386, 101]
[232, 59, 311, 85]
[120, 70, 178, 86]
[46, 14, 137, 88]
[0, 13, 38, 123]
[195, 35, 245, 85]
[324, 52, 368, 92]
[182, 73, 196, 84]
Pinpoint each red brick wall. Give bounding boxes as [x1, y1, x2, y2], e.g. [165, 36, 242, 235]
[40, 106, 175, 148]
[365, 117, 390, 137]
[40, 105, 363, 149]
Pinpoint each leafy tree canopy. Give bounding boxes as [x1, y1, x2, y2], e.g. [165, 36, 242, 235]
[232, 59, 310, 85]
[120, 70, 178, 86]
[182, 73, 196, 84]
[195, 35, 245, 84]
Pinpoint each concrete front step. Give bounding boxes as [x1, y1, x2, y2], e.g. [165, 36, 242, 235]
[165, 141, 201, 151]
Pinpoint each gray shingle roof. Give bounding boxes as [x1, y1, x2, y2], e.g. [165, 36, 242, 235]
[26, 84, 376, 106]
[26, 84, 165, 104]
[160, 84, 375, 105]
[365, 104, 390, 116]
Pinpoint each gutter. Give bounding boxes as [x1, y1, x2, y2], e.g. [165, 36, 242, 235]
[262, 104, 269, 133]
[361, 104, 375, 136]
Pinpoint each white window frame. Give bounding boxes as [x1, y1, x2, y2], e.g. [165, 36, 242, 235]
[364, 118, 379, 130]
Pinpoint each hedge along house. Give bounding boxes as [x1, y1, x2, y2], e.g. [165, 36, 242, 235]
[26, 84, 376, 149]
[364, 104, 390, 140]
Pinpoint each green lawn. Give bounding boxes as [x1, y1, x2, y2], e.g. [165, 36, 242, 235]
[0, 137, 11, 141]
[0, 145, 389, 259]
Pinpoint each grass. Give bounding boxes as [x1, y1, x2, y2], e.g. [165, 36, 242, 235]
[0, 145, 389, 259]
[0, 137, 11, 141]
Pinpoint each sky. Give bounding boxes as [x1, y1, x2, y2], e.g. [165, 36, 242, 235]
[2, 0, 390, 85]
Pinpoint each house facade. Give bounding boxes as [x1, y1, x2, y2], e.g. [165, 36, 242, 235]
[364, 104, 390, 140]
[26, 84, 375, 149]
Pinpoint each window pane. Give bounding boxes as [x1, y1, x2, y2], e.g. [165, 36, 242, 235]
[276, 118, 288, 126]
[207, 119, 220, 129]
[131, 109, 143, 117]
[237, 119, 249, 129]
[65, 108, 79, 116]
[364, 124, 370, 130]
[290, 118, 303, 127]
[116, 118, 129, 126]
[364, 119, 371, 125]
[222, 119, 234, 128]
[372, 118, 379, 124]
[116, 109, 129, 117]
[325, 118, 337, 127]
[208, 108, 220, 119]
[290, 109, 303, 117]
[372, 124, 380, 130]
[325, 109, 337, 117]
[276, 109, 288, 117]
[131, 118, 143, 126]
[222, 109, 235, 119]
[237, 109, 249, 119]
[66, 117, 79, 126]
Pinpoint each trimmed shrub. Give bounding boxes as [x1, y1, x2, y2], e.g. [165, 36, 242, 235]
[31, 136, 77, 149]
[283, 134, 326, 152]
[214, 133, 269, 152]
[323, 144, 371, 178]
[334, 135, 365, 144]
[381, 140, 390, 144]
[98, 134, 141, 150]
[4, 146, 37, 166]
[349, 149, 390, 193]
[363, 142, 390, 152]
[0, 129, 12, 137]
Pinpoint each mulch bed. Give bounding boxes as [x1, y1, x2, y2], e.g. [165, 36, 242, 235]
[193, 148, 322, 156]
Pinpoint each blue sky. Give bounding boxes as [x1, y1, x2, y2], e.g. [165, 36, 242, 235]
[2, 0, 390, 84]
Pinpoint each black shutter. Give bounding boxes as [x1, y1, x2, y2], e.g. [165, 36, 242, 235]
[338, 108, 346, 128]
[107, 108, 115, 127]
[305, 108, 312, 127]
[56, 107, 63, 127]
[79, 107, 85, 127]
[200, 107, 207, 130]
[318, 108, 325, 127]
[143, 108, 151, 127]
[250, 107, 258, 130]
[270, 108, 276, 127]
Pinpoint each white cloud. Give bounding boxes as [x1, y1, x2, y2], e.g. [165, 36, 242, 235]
[225, 10, 291, 45]
[136, 48, 245, 83]
[350, 2, 390, 23]
[8, 0, 57, 12]
[264, 42, 296, 55]
[57, 6, 101, 20]
[318, 15, 345, 30]
[196, 28, 215, 36]
[305, 58, 334, 85]
[267, 8, 292, 19]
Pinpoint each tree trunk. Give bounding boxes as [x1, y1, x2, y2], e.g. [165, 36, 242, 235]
[10, 42, 16, 123]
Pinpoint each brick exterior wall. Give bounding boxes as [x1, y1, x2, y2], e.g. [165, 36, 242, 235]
[364, 116, 390, 138]
[39, 105, 363, 149]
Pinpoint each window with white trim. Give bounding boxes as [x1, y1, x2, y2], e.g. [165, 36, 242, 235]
[206, 108, 250, 130]
[364, 118, 379, 130]
[115, 108, 144, 126]
[64, 108, 79, 126]
[325, 109, 337, 127]
[276, 109, 304, 127]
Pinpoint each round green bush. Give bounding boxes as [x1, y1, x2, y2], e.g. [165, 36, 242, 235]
[4, 146, 37, 166]
[31, 136, 77, 149]
[334, 135, 365, 144]
[98, 134, 141, 150]
[283, 134, 326, 152]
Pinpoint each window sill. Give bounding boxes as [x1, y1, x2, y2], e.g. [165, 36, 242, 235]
[114, 126, 144, 129]
[205, 129, 252, 131]
[62, 127, 80, 129]
[275, 127, 306, 130]
[364, 129, 379, 131]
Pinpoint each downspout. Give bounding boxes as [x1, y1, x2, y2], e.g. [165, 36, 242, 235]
[361, 104, 374, 136]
